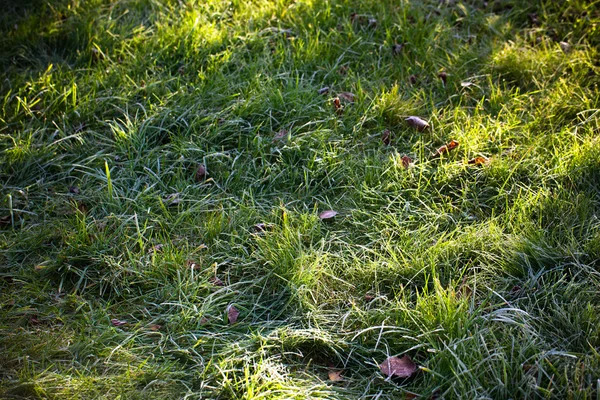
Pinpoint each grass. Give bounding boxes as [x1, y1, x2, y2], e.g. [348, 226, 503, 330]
[0, 0, 599, 398]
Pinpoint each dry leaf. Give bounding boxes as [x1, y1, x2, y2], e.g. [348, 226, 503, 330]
[227, 305, 240, 324]
[364, 294, 375, 301]
[165, 193, 181, 206]
[401, 155, 413, 169]
[338, 92, 355, 103]
[196, 164, 207, 181]
[382, 129, 391, 145]
[318, 86, 330, 95]
[333, 97, 343, 115]
[253, 223, 274, 233]
[148, 324, 162, 331]
[111, 319, 128, 327]
[438, 71, 448, 84]
[274, 129, 289, 142]
[467, 156, 489, 165]
[432, 140, 459, 157]
[379, 355, 418, 378]
[68, 186, 80, 194]
[328, 369, 344, 382]
[405, 116, 429, 131]
[319, 210, 338, 220]
[209, 276, 224, 287]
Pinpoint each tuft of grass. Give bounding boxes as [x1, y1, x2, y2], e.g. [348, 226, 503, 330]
[1, 0, 600, 398]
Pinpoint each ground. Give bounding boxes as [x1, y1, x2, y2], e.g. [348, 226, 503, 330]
[1, 0, 600, 398]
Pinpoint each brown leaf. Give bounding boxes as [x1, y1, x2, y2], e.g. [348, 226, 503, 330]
[333, 97, 343, 115]
[319, 210, 338, 220]
[318, 86, 330, 95]
[338, 65, 349, 75]
[274, 129, 289, 142]
[252, 223, 274, 233]
[364, 294, 375, 302]
[328, 369, 344, 382]
[401, 155, 413, 169]
[148, 324, 162, 331]
[379, 355, 418, 378]
[209, 276, 224, 287]
[338, 92, 355, 103]
[195, 164, 207, 181]
[405, 116, 429, 132]
[382, 129, 391, 145]
[467, 156, 489, 166]
[432, 140, 459, 157]
[111, 318, 128, 327]
[408, 74, 418, 85]
[186, 259, 201, 270]
[227, 305, 240, 324]
[68, 186, 80, 194]
[29, 315, 41, 325]
[438, 71, 448, 84]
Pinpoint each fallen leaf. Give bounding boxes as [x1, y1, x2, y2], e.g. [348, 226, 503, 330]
[338, 92, 355, 103]
[401, 155, 413, 169]
[274, 129, 289, 142]
[34, 265, 46, 272]
[365, 294, 375, 301]
[392, 43, 404, 55]
[467, 156, 489, 165]
[111, 319, 128, 327]
[382, 129, 391, 145]
[559, 41, 571, 53]
[432, 140, 459, 157]
[68, 186, 80, 194]
[186, 260, 202, 270]
[318, 86, 330, 95]
[149, 244, 164, 254]
[227, 305, 240, 324]
[148, 324, 162, 331]
[438, 71, 448, 84]
[408, 74, 418, 85]
[196, 164, 207, 181]
[165, 193, 181, 206]
[333, 97, 343, 115]
[319, 210, 338, 220]
[328, 369, 344, 382]
[209, 276, 224, 286]
[30, 315, 41, 325]
[379, 355, 418, 378]
[405, 116, 429, 131]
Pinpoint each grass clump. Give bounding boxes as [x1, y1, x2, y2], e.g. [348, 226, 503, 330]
[1, 0, 600, 398]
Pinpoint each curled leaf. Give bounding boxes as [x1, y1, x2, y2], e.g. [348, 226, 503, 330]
[319, 210, 338, 220]
[333, 97, 343, 115]
[209, 276, 224, 287]
[328, 369, 344, 382]
[338, 92, 355, 103]
[227, 305, 240, 324]
[274, 129, 289, 142]
[401, 155, 413, 169]
[467, 156, 489, 166]
[405, 116, 429, 131]
[379, 355, 418, 378]
[432, 140, 459, 157]
[382, 129, 391, 145]
[196, 164, 207, 181]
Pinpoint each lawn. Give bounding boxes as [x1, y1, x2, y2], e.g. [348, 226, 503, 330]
[1, 0, 599, 398]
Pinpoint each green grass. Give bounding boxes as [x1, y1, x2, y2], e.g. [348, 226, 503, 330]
[1, 0, 599, 398]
